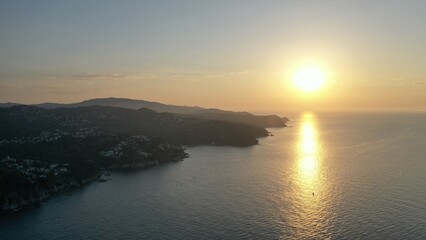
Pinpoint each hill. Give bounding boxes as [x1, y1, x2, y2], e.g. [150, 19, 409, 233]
[0, 105, 269, 213]
[34, 97, 203, 114]
[3, 97, 288, 128]
[0, 105, 268, 147]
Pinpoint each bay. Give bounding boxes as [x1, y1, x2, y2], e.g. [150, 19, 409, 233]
[1, 112, 426, 239]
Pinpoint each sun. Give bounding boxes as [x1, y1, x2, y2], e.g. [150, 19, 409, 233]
[293, 66, 325, 93]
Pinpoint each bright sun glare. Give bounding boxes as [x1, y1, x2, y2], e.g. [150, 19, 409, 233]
[293, 66, 325, 93]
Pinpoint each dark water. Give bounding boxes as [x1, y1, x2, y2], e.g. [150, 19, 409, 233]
[1, 112, 426, 240]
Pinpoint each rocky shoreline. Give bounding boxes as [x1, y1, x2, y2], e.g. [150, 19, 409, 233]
[0, 136, 188, 215]
[1, 154, 186, 214]
[1, 174, 100, 214]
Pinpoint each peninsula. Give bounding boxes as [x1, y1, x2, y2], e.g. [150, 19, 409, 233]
[0, 98, 288, 213]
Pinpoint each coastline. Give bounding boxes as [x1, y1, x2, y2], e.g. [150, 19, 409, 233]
[1, 154, 187, 214]
[0, 105, 287, 215]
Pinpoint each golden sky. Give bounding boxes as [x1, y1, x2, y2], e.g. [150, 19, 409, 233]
[0, 1, 425, 112]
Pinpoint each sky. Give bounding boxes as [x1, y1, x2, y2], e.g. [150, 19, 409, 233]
[1, 0, 425, 112]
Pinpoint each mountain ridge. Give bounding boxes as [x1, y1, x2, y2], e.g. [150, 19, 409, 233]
[0, 97, 288, 128]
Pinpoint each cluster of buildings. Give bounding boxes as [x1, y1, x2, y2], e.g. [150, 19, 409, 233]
[0, 156, 70, 180]
[0, 128, 98, 146]
[100, 135, 153, 160]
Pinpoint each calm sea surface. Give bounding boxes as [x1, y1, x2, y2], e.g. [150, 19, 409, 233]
[1, 112, 426, 240]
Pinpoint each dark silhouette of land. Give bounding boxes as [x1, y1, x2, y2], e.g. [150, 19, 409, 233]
[0, 102, 288, 213]
[1, 97, 288, 128]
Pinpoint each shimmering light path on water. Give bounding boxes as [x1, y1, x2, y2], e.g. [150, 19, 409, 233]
[1, 112, 426, 239]
[286, 112, 333, 239]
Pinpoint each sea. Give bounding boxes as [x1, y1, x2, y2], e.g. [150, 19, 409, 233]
[1, 112, 426, 240]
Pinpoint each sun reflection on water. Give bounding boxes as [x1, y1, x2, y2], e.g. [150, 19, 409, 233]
[298, 120, 318, 179]
[284, 112, 331, 239]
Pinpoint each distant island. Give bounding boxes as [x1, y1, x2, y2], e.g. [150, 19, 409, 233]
[0, 98, 288, 214]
